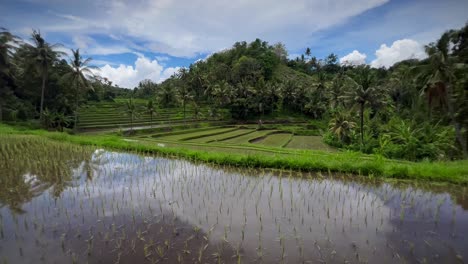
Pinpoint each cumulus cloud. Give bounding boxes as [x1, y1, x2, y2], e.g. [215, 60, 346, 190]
[97, 56, 180, 88]
[370, 39, 426, 68]
[339, 50, 367, 66]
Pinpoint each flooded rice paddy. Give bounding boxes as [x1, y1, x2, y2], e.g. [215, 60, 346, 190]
[0, 137, 467, 263]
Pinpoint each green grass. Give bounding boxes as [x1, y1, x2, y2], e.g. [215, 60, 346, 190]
[145, 126, 225, 138]
[77, 101, 230, 129]
[2, 123, 467, 185]
[222, 130, 278, 144]
[253, 133, 292, 147]
[157, 127, 236, 141]
[189, 128, 254, 143]
[286, 135, 336, 152]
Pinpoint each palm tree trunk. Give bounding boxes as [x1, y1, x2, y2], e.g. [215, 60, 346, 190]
[446, 83, 467, 157]
[183, 100, 186, 125]
[39, 70, 47, 121]
[74, 89, 79, 131]
[360, 103, 364, 146]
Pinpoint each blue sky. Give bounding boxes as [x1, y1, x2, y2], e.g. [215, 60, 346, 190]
[1, 0, 467, 88]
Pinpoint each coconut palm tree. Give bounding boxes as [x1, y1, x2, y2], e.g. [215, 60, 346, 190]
[61, 49, 95, 129]
[0, 28, 19, 122]
[414, 31, 467, 156]
[329, 111, 356, 144]
[305, 47, 311, 59]
[125, 98, 139, 132]
[210, 80, 233, 107]
[157, 82, 177, 108]
[146, 99, 158, 128]
[177, 83, 193, 121]
[0, 28, 18, 76]
[25, 30, 64, 122]
[53, 112, 72, 132]
[192, 101, 203, 120]
[329, 70, 346, 109]
[387, 64, 417, 113]
[341, 66, 387, 146]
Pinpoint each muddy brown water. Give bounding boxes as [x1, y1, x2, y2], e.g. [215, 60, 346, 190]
[0, 149, 467, 263]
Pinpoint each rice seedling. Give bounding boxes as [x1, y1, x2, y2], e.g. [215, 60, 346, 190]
[0, 135, 467, 263]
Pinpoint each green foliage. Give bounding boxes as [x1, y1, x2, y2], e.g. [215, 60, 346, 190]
[2, 124, 467, 184]
[1, 24, 468, 162]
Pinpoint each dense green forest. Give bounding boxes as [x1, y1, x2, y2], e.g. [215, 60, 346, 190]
[1, 24, 467, 161]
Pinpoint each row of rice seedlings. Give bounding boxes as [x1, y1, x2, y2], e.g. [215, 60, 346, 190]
[1, 142, 466, 263]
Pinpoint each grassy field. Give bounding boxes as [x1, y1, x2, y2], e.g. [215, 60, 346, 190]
[1, 123, 468, 184]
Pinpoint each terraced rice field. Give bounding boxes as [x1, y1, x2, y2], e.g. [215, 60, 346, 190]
[77, 101, 229, 129]
[136, 126, 337, 153]
[253, 132, 292, 147]
[286, 135, 336, 151]
[188, 128, 254, 143]
[156, 127, 237, 141]
[222, 130, 278, 144]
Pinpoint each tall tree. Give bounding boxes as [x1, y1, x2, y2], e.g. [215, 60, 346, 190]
[305, 47, 311, 58]
[416, 31, 467, 156]
[0, 28, 19, 121]
[125, 98, 139, 132]
[146, 99, 157, 128]
[177, 82, 193, 121]
[342, 66, 387, 146]
[329, 111, 356, 144]
[25, 30, 63, 121]
[61, 49, 95, 129]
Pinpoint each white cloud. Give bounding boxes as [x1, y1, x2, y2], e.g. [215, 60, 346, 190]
[370, 39, 426, 68]
[339, 50, 367, 66]
[155, 55, 170, 62]
[97, 56, 180, 88]
[5, 0, 389, 58]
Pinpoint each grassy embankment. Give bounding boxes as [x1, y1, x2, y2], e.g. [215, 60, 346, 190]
[1, 123, 468, 184]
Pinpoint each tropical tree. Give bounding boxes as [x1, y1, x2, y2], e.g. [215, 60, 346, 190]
[24, 30, 64, 122]
[341, 66, 388, 146]
[0, 28, 19, 121]
[61, 49, 95, 129]
[387, 64, 417, 113]
[192, 102, 203, 120]
[146, 99, 157, 128]
[304, 72, 328, 118]
[329, 70, 346, 109]
[210, 80, 233, 107]
[125, 98, 139, 132]
[329, 111, 356, 144]
[177, 83, 193, 121]
[415, 31, 467, 156]
[157, 82, 177, 108]
[305, 47, 311, 59]
[0, 28, 18, 76]
[53, 112, 72, 132]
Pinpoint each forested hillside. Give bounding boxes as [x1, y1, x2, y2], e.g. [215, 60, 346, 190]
[1, 24, 467, 161]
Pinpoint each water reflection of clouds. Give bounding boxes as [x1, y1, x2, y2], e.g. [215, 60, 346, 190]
[2, 150, 467, 263]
